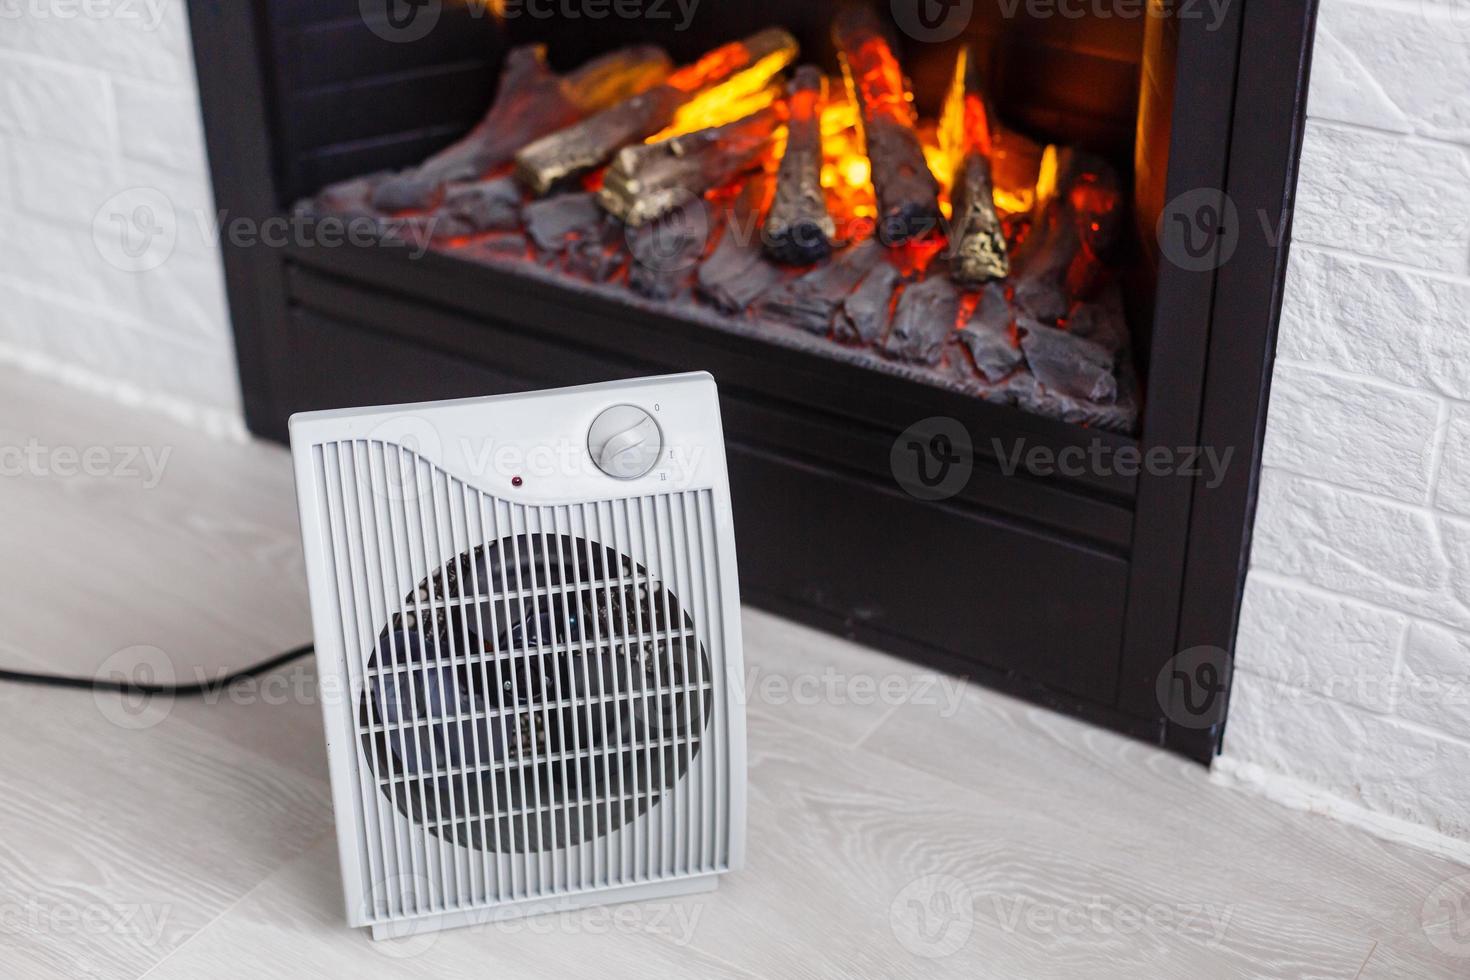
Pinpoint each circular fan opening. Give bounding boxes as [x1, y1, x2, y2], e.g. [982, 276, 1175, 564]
[358, 533, 713, 853]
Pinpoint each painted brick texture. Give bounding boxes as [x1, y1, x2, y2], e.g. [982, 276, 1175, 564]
[0, 0, 239, 418]
[1224, 0, 1470, 845]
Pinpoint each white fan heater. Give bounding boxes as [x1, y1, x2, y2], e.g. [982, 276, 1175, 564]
[289, 373, 745, 940]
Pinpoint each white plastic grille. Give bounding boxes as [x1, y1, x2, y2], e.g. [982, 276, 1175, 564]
[312, 439, 731, 922]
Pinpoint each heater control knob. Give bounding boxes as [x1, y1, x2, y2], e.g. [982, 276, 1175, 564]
[588, 404, 662, 480]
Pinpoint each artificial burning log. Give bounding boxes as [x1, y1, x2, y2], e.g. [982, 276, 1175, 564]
[761, 239, 882, 334]
[832, 7, 942, 245]
[1019, 317, 1118, 403]
[372, 45, 672, 212]
[881, 275, 959, 365]
[939, 47, 1009, 286]
[598, 105, 783, 227]
[313, 174, 378, 215]
[1009, 145, 1079, 311]
[1011, 146, 1121, 323]
[956, 282, 1022, 382]
[835, 261, 902, 345]
[949, 155, 1009, 282]
[1064, 166, 1125, 302]
[514, 28, 798, 196]
[426, 177, 523, 242]
[696, 176, 783, 314]
[1064, 285, 1128, 354]
[566, 228, 626, 282]
[522, 191, 607, 258]
[627, 197, 711, 300]
[763, 66, 835, 265]
[514, 86, 682, 195]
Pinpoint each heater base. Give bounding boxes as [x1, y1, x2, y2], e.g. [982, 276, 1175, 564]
[367, 873, 723, 941]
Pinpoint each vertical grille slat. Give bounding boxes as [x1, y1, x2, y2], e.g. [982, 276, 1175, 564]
[506, 512, 542, 880]
[696, 490, 726, 875]
[673, 491, 697, 878]
[692, 491, 717, 874]
[601, 498, 630, 886]
[343, 441, 407, 921]
[646, 494, 673, 880]
[316, 445, 387, 918]
[554, 503, 592, 893]
[426, 465, 470, 910]
[474, 489, 519, 898]
[397, 445, 451, 911]
[622, 496, 653, 884]
[493, 497, 537, 900]
[579, 500, 615, 889]
[311, 436, 731, 925]
[526, 506, 566, 893]
[698, 491, 729, 872]
[420, 465, 457, 907]
[452, 482, 498, 903]
[363, 442, 424, 917]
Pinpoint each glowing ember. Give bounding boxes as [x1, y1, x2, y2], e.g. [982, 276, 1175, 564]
[889, 236, 946, 277]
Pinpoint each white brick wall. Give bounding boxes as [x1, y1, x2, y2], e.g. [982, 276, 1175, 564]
[0, 0, 241, 430]
[1221, 0, 1470, 852]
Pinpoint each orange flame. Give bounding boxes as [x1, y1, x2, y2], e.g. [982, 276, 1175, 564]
[938, 48, 992, 165]
[814, 87, 877, 235]
[933, 49, 1035, 217]
[647, 79, 783, 144]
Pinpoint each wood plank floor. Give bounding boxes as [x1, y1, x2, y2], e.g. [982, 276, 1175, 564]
[0, 364, 1466, 979]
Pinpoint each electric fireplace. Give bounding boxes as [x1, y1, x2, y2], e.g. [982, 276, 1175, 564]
[187, 0, 1318, 761]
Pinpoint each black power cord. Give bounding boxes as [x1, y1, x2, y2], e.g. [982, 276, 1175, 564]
[0, 643, 315, 696]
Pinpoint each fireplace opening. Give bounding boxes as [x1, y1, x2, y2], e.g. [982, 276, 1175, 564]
[188, 0, 1313, 762]
[294, 3, 1175, 434]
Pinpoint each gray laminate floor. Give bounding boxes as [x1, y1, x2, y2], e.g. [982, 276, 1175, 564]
[1, 364, 1466, 979]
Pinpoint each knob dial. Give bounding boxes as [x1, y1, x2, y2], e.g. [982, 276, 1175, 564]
[588, 404, 662, 480]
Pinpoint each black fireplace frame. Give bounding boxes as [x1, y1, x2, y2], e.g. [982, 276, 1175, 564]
[187, 0, 1318, 763]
